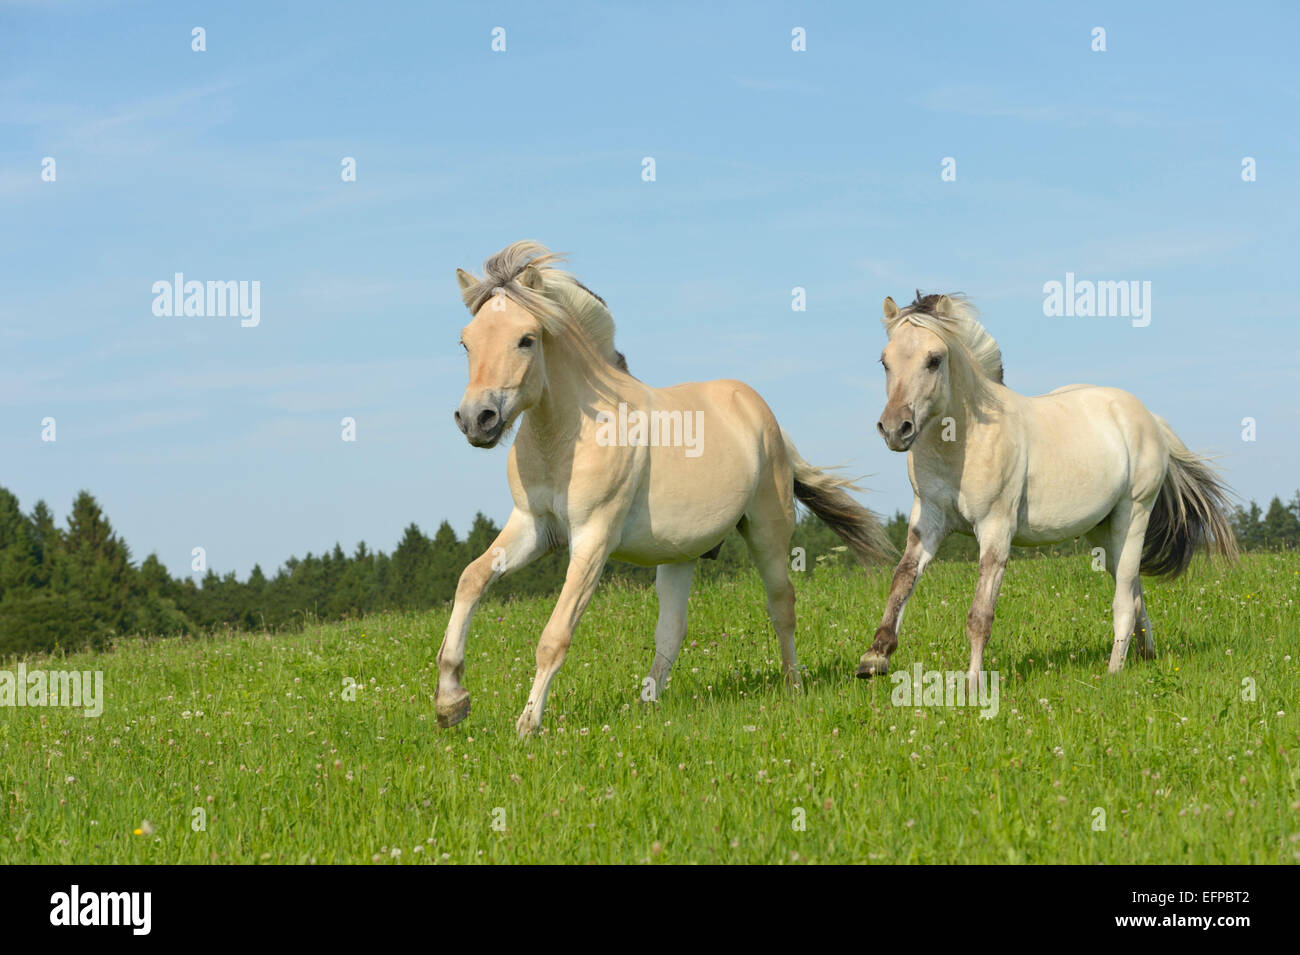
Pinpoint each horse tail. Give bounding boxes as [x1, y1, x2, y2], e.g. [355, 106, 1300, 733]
[781, 431, 896, 566]
[1141, 417, 1239, 579]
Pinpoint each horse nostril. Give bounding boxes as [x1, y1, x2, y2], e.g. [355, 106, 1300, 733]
[453, 409, 466, 433]
[476, 408, 498, 430]
[876, 421, 887, 437]
[898, 420, 914, 438]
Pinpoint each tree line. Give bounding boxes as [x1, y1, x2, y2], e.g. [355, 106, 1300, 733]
[1, 484, 1296, 658]
[0, 485, 848, 657]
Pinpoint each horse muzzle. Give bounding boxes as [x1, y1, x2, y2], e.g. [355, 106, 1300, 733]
[454, 400, 505, 448]
[877, 412, 917, 452]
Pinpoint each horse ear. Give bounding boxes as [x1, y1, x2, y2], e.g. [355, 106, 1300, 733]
[935, 295, 952, 315]
[519, 265, 544, 290]
[882, 296, 899, 320]
[456, 268, 476, 292]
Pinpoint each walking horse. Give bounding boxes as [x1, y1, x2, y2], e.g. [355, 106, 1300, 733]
[436, 241, 893, 736]
[859, 292, 1236, 687]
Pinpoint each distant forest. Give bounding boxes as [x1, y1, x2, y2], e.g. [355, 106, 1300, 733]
[1, 484, 1297, 658]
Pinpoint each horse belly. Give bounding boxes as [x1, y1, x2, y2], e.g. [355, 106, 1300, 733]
[613, 475, 753, 564]
[611, 452, 759, 563]
[1012, 501, 1115, 546]
[603, 379, 771, 565]
[1016, 451, 1125, 544]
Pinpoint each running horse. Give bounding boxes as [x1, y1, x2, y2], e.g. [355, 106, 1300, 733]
[859, 292, 1237, 687]
[436, 241, 893, 736]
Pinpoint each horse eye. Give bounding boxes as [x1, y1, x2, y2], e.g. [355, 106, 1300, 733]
[458, 340, 467, 352]
[518, 335, 536, 348]
[927, 355, 942, 370]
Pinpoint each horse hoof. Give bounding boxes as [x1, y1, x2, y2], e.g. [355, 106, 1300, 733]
[435, 689, 471, 728]
[856, 653, 889, 679]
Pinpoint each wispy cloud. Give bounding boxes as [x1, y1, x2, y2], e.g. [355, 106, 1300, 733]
[1011, 230, 1252, 275]
[0, 356, 453, 408]
[71, 79, 240, 142]
[920, 84, 1159, 128]
[731, 74, 820, 94]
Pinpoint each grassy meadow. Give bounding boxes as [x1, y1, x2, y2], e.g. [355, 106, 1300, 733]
[1, 552, 1297, 864]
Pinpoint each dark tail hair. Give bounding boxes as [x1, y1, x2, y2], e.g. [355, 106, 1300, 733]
[782, 432, 895, 566]
[1141, 418, 1239, 578]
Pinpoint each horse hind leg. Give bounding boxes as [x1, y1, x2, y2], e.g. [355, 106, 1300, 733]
[1135, 580, 1156, 660]
[645, 561, 696, 701]
[1105, 501, 1151, 674]
[1088, 519, 1155, 664]
[737, 512, 800, 692]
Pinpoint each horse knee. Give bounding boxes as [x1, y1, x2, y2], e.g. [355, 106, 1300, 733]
[766, 584, 794, 614]
[870, 625, 897, 656]
[966, 607, 993, 648]
[456, 556, 494, 601]
[535, 630, 571, 670]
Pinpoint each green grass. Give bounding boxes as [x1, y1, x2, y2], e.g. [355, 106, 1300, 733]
[1, 553, 1297, 864]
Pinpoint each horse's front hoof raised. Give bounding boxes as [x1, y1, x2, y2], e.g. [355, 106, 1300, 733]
[856, 652, 889, 679]
[435, 689, 471, 728]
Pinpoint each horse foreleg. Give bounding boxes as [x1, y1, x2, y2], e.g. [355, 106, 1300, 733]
[966, 531, 1010, 692]
[435, 510, 549, 728]
[858, 503, 945, 678]
[516, 529, 614, 738]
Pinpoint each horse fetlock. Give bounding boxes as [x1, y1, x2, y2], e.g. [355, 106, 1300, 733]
[870, 625, 898, 654]
[515, 706, 541, 739]
[1135, 623, 1156, 659]
[643, 670, 667, 702]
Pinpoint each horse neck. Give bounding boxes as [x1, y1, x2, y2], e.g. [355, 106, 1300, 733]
[520, 330, 626, 445]
[914, 370, 1005, 458]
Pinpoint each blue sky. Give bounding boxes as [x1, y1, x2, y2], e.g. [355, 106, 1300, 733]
[3, 1, 1298, 578]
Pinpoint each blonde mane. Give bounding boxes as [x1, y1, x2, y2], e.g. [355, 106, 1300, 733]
[458, 240, 627, 372]
[885, 292, 1004, 404]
